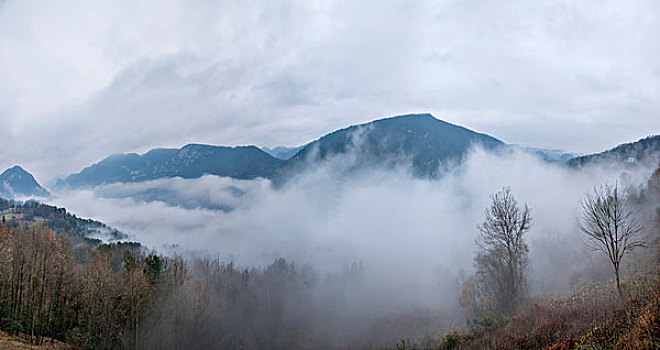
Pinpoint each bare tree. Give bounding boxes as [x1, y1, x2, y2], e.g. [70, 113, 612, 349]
[579, 182, 644, 296]
[475, 186, 532, 313]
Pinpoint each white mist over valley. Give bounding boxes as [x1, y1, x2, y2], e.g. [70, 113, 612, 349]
[51, 146, 656, 304]
[2, 1, 660, 348]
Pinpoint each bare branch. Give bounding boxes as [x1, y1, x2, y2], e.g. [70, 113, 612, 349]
[474, 186, 531, 313]
[578, 182, 645, 296]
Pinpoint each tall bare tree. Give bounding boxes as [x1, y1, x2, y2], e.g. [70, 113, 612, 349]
[475, 186, 532, 313]
[579, 183, 644, 296]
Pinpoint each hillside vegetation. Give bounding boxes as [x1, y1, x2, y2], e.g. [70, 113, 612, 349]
[397, 168, 660, 349]
[0, 198, 125, 244]
[0, 223, 420, 349]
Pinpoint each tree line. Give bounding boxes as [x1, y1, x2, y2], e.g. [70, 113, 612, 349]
[0, 222, 368, 349]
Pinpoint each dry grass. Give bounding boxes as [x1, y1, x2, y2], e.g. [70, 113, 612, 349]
[440, 270, 660, 350]
[453, 285, 620, 349]
[0, 330, 75, 349]
[567, 275, 660, 349]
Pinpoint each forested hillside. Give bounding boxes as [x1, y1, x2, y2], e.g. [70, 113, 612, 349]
[0, 198, 126, 244]
[567, 135, 660, 168]
[0, 224, 410, 349]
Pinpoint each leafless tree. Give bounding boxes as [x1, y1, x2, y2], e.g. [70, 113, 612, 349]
[579, 182, 644, 296]
[475, 186, 532, 313]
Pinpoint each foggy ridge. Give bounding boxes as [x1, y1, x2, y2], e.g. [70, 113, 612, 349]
[61, 113, 507, 188]
[0, 165, 50, 199]
[61, 144, 283, 188]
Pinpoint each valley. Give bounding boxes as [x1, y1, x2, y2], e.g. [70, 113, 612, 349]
[2, 1, 658, 348]
[0, 114, 659, 349]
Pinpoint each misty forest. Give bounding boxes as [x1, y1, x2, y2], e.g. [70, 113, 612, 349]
[2, 1, 660, 349]
[1, 119, 660, 349]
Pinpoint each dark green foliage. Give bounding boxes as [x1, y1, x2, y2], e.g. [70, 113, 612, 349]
[143, 254, 165, 284]
[439, 329, 467, 349]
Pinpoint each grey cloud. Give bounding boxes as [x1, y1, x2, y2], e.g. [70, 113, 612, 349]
[0, 0, 659, 181]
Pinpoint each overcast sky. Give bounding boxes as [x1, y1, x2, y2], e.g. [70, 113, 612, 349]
[0, 0, 658, 183]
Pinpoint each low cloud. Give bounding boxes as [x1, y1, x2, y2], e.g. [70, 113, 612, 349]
[92, 175, 264, 211]
[49, 148, 656, 315]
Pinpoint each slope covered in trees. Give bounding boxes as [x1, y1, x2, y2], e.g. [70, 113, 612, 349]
[0, 198, 126, 244]
[1, 223, 441, 349]
[566, 135, 660, 168]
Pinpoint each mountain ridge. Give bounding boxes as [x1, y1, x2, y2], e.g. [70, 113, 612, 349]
[63, 143, 284, 188]
[566, 135, 660, 168]
[54, 114, 660, 190]
[0, 165, 50, 199]
[280, 113, 506, 179]
[63, 113, 509, 188]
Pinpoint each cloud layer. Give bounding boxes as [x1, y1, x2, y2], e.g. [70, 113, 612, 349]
[1, 0, 659, 182]
[50, 149, 657, 312]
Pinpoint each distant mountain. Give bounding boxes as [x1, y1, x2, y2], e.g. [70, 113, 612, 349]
[281, 113, 505, 179]
[261, 146, 304, 160]
[513, 146, 578, 164]
[566, 135, 660, 168]
[64, 144, 284, 188]
[0, 166, 50, 199]
[62, 113, 509, 189]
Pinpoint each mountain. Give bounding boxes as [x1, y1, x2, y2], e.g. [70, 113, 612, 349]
[566, 135, 660, 168]
[282, 113, 505, 178]
[63, 114, 506, 188]
[261, 146, 304, 160]
[0, 166, 50, 199]
[513, 146, 578, 164]
[64, 144, 284, 188]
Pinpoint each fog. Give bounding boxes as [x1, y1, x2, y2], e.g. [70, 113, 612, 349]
[49, 147, 655, 341]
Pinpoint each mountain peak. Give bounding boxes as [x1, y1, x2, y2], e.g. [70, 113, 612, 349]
[281, 112, 505, 180]
[384, 113, 435, 120]
[368, 113, 440, 125]
[0, 165, 50, 199]
[4, 165, 28, 174]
